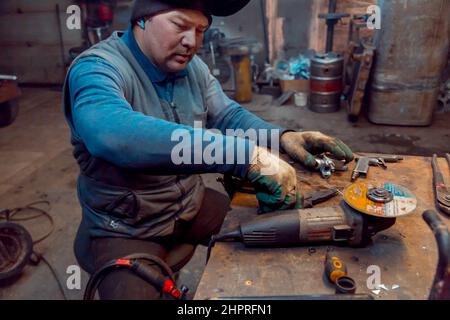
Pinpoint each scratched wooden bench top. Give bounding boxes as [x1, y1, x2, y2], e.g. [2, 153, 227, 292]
[195, 154, 450, 300]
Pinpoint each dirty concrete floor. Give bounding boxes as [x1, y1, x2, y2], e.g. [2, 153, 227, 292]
[0, 87, 449, 300]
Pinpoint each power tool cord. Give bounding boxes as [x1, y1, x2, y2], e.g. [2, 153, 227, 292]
[206, 230, 241, 264]
[84, 253, 187, 300]
[0, 201, 67, 300]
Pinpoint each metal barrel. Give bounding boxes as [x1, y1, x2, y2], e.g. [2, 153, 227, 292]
[368, 0, 450, 126]
[309, 53, 344, 113]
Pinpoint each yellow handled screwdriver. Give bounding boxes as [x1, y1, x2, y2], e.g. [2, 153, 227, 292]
[324, 252, 356, 294]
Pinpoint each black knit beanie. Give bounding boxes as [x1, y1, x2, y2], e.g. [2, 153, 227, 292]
[130, 0, 251, 24]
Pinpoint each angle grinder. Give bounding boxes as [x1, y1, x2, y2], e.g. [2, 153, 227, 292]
[207, 182, 417, 260]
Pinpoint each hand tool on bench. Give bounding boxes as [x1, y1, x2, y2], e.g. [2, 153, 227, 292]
[315, 154, 348, 179]
[207, 182, 417, 262]
[324, 251, 356, 294]
[302, 188, 339, 209]
[351, 155, 403, 182]
[431, 154, 450, 217]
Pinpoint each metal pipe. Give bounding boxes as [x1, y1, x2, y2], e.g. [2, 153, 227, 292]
[0, 75, 18, 81]
[259, 0, 270, 64]
[325, 0, 338, 53]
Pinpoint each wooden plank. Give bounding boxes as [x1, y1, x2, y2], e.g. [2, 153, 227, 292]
[195, 155, 449, 300]
[334, 0, 376, 53]
[308, 0, 376, 54]
[308, 0, 327, 53]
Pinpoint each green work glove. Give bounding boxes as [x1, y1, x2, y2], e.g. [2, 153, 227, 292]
[280, 131, 354, 169]
[246, 146, 302, 213]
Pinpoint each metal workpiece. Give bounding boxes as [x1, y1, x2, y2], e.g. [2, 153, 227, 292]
[351, 155, 403, 182]
[315, 155, 336, 179]
[431, 155, 450, 216]
[368, 0, 450, 126]
[315, 154, 348, 179]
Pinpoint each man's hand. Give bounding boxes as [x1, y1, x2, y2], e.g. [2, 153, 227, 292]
[280, 131, 354, 169]
[246, 146, 301, 213]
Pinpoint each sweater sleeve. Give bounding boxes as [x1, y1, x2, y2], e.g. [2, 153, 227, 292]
[67, 56, 255, 178]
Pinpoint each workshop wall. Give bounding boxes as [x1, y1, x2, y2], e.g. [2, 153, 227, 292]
[0, 0, 82, 84]
[0, 0, 132, 85]
[210, 0, 376, 64]
[0, 0, 377, 85]
[309, 0, 377, 54]
[211, 0, 314, 65]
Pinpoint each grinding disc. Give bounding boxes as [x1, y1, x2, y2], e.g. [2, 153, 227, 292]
[343, 182, 417, 218]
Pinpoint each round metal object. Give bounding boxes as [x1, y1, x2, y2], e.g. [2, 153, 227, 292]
[0, 222, 33, 281]
[316, 156, 335, 179]
[445, 195, 450, 202]
[344, 182, 417, 218]
[367, 187, 394, 204]
[310, 53, 344, 77]
[310, 53, 344, 113]
[335, 276, 356, 294]
[309, 92, 342, 113]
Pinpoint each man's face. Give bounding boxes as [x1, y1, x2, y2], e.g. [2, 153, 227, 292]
[136, 9, 209, 73]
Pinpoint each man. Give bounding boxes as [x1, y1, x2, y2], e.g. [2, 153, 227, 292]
[63, 0, 353, 299]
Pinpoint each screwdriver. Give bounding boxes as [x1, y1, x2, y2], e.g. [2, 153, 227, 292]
[324, 252, 356, 294]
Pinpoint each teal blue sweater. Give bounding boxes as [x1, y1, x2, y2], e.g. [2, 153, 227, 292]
[68, 26, 285, 177]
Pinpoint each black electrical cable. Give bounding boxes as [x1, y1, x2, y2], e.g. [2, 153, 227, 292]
[34, 252, 68, 300]
[206, 230, 242, 264]
[84, 253, 185, 300]
[0, 201, 55, 244]
[0, 201, 66, 300]
[84, 259, 118, 300]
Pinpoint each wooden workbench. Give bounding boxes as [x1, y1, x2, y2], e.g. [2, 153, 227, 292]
[195, 154, 450, 300]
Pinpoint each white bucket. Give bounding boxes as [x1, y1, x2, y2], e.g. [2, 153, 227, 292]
[294, 92, 308, 107]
